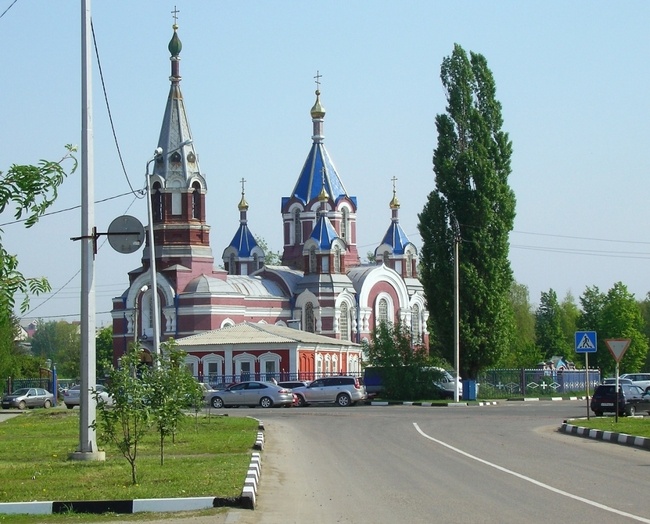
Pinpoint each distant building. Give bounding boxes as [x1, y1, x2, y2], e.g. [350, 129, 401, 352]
[111, 21, 428, 382]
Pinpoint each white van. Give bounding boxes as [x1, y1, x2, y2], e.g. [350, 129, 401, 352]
[430, 367, 463, 399]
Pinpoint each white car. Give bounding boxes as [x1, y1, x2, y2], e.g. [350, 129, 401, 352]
[63, 385, 113, 409]
[620, 373, 650, 393]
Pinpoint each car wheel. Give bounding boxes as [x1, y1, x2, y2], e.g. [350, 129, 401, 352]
[18, 401, 26, 410]
[594, 411, 603, 416]
[65, 403, 74, 410]
[336, 393, 351, 407]
[43, 400, 51, 409]
[295, 395, 307, 407]
[211, 397, 224, 409]
[626, 405, 636, 416]
[259, 397, 273, 408]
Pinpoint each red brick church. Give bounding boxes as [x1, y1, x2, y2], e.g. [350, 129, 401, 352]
[111, 21, 428, 383]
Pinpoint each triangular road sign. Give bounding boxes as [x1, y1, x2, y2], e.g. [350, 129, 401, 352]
[605, 339, 631, 363]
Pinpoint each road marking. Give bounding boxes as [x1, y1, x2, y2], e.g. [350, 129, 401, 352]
[413, 423, 650, 523]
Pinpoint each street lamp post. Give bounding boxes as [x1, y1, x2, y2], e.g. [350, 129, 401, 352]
[145, 152, 162, 358]
[144, 141, 191, 358]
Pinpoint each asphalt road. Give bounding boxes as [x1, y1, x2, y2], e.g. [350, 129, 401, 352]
[97, 401, 650, 523]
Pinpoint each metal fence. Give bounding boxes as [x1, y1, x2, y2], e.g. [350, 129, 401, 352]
[476, 368, 601, 399]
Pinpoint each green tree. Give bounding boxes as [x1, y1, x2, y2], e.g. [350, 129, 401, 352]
[254, 236, 281, 266]
[148, 339, 202, 465]
[639, 293, 650, 370]
[578, 286, 606, 370]
[0, 315, 21, 392]
[600, 283, 648, 375]
[535, 289, 570, 359]
[559, 291, 580, 364]
[30, 320, 81, 378]
[579, 283, 649, 376]
[364, 321, 442, 400]
[0, 146, 77, 320]
[418, 44, 516, 378]
[95, 326, 114, 378]
[497, 282, 540, 368]
[92, 344, 154, 485]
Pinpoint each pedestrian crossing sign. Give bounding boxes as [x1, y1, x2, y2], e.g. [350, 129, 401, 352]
[575, 331, 597, 353]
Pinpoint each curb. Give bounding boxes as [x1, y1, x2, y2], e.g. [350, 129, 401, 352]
[0, 420, 266, 516]
[560, 422, 650, 451]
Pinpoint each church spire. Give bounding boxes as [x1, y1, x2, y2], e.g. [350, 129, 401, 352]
[223, 178, 264, 275]
[151, 14, 202, 187]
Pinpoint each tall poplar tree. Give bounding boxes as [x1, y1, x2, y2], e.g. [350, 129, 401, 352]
[418, 44, 516, 378]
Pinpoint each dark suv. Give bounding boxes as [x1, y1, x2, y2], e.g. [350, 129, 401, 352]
[591, 384, 650, 416]
[292, 376, 367, 407]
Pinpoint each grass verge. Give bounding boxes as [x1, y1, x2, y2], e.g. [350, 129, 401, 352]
[565, 416, 650, 438]
[0, 409, 258, 505]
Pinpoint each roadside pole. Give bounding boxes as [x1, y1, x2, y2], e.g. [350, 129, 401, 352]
[575, 331, 597, 420]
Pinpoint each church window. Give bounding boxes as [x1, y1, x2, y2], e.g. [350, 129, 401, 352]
[305, 302, 315, 333]
[152, 182, 163, 221]
[412, 304, 421, 345]
[229, 254, 236, 275]
[191, 182, 201, 219]
[333, 245, 341, 273]
[294, 209, 301, 245]
[309, 246, 317, 273]
[170, 151, 181, 163]
[378, 298, 388, 325]
[406, 252, 413, 277]
[253, 253, 260, 270]
[341, 208, 348, 241]
[383, 250, 390, 265]
[321, 256, 329, 273]
[340, 302, 349, 341]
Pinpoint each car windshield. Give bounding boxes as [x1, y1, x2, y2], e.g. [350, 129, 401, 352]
[11, 388, 30, 396]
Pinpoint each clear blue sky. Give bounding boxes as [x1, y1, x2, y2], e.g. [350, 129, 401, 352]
[3, 1, 650, 327]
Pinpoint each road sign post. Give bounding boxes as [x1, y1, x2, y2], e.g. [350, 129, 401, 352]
[575, 331, 597, 419]
[605, 339, 631, 423]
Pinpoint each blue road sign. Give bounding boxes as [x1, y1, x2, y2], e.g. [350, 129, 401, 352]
[575, 331, 597, 353]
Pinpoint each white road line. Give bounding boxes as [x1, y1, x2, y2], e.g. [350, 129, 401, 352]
[413, 422, 650, 523]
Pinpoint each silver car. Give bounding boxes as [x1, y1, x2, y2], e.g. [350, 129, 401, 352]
[1, 388, 54, 409]
[292, 376, 367, 407]
[64, 385, 113, 409]
[209, 381, 294, 408]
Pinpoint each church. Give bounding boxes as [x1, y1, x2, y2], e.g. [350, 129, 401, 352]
[111, 21, 428, 384]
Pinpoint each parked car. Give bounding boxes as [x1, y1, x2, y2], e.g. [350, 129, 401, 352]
[590, 384, 650, 416]
[601, 377, 633, 386]
[277, 380, 310, 390]
[292, 376, 367, 407]
[64, 385, 113, 409]
[620, 373, 650, 393]
[430, 367, 464, 399]
[209, 381, 294, 408]
[1, 388, 54, 409]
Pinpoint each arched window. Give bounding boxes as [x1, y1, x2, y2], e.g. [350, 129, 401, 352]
[341, 208, 348, 241]
[191, 181, 201, 219]
[406, 252, 413, 277]
[294, 209, 301, 245]
[333, 245, 341, 273]
[253, 253, 260, 270]
[378, 298, 388, 325]
[309, 246, 317, 273]
[152, 182, 163, 221]
[383, 250, 390, 265]
[305, 302, 315, 333]
[411, 304, 421, 344]
[229, 253, 236, 275]
[340, 302, 349, 341]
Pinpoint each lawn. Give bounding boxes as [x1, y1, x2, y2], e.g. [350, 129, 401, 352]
[0, 409, 258, 508]
[566, 415, 650, 438]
